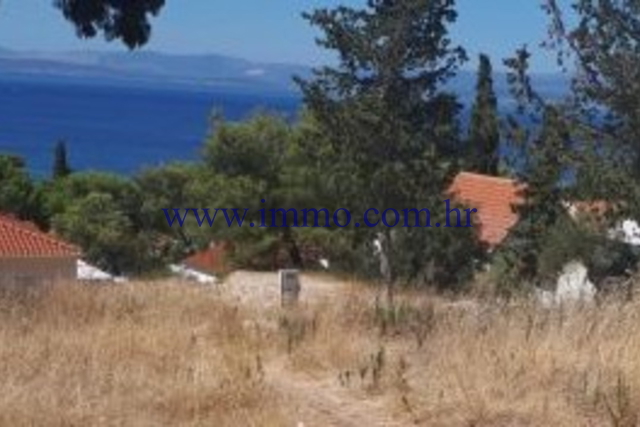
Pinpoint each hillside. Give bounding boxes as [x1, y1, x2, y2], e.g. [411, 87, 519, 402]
[0, 47, 569, 100]
[0, 47, 310, 94]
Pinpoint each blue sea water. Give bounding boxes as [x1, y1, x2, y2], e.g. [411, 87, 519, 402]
[0, 76, 301, 178]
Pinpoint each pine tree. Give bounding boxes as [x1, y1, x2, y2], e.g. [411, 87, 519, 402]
[201, 113, 313, 270]
[469, 54, 500, 175]
[297, 0, 483, 299]
[543, 0, 640, 216]
[53, 140, 71, 180]
[54, 1, 166, 49]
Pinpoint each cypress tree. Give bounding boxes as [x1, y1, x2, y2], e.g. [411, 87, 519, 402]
[469, 54, 500, 175]
[509, 106, 571, 275]
[53, 140, 71, 179]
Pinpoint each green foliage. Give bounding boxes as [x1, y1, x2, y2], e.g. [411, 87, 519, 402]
[52, 192, 157, 275]
[496, 109, 574, 288]
[47, 172, 142, 219]
[204, 113, 289, 181]
[492, 217, 587, 295]
[391, 211, 486, 291]
[297, 0, 482, 291]
[522, 215, 634, 285]
[495, 142, 639, 293]
[0, 155, 35, 215]
[535, 217, 591, 282]
[0, 155, 47, 226]
[48, 172, 161, 275]
[496, 48, 578, 289]
[469, 54, 500, 175]
[52, 140, 72, 180]
[136, 162, 207, 257]
[201, 112, 324, 270]
[585, 238, 639, 287]
[491, 3, 640, 290]
[539, 217, 638, 289]
[543, 1, 640, 214]
[53, 0, 166, 49]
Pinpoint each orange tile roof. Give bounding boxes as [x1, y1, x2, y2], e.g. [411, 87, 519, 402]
[448, 172, 524, 247]
[0, 215, 80, 258]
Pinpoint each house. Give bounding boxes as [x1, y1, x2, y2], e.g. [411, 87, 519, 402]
[0, 215, 80, 287]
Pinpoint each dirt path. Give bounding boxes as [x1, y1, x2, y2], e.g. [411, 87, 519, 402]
[220, 272, 407, 427]
[268, 358, 405, 427]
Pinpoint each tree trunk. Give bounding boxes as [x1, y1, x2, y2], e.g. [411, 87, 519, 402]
[377, 230, 394, 306]
[282, 228, 304, 269]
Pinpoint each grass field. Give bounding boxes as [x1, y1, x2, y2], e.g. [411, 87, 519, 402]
[0, 276, 639, 426]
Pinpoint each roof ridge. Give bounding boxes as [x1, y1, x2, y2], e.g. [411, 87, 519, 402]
[456, 171, 521, 185]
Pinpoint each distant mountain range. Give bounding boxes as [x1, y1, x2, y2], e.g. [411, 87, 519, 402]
[0, 47, 311, 94]
[0, 47, 570, 102]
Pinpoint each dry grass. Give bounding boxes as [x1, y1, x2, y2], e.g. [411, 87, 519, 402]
[4, 278, 640, 426]
[0, 281, 285, 426]
[278, 286, 640, 426]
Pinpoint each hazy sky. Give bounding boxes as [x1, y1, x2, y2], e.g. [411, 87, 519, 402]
[0, 0, 558, 72]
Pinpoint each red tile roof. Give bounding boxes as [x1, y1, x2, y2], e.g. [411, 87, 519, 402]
[448, 172, 524, 247]
[183, 241, 232, 274]
[0, 215, 80, 258]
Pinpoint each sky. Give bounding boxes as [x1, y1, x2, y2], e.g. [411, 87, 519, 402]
[0, 0, 559, 72]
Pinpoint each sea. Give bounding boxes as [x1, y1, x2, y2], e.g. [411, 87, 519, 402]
[0, 74, 548, 179]
[0, 75, 301, 178]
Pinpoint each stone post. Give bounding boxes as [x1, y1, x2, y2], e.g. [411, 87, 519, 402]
[279, 269, 301, 307]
